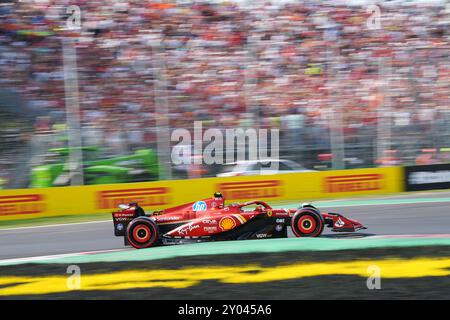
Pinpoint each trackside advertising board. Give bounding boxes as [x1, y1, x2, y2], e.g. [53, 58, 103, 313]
[0, 167, 402, 221]
[404, 163, 450, 191]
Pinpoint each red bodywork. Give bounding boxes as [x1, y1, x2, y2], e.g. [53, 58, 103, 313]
[112, 196, 366, 243]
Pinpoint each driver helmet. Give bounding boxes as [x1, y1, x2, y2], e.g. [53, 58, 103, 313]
[213, 192, 224, 209]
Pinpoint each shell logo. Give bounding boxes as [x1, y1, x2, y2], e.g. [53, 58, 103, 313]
[219, 217, 236, 231]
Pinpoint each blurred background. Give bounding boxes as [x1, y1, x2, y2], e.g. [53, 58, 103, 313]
[0, 0, 450, 189]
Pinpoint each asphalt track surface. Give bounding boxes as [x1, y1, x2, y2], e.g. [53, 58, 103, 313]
[1, 192, 450, 260]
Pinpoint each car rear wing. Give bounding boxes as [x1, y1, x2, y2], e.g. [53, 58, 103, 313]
[112, 209, 136, 236]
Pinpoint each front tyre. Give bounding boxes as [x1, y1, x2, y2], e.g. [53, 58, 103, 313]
[126, 217, 159, 249]
[291, 208, 324, 237]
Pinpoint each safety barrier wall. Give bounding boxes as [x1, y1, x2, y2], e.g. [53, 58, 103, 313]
[0, 167, 403, 221]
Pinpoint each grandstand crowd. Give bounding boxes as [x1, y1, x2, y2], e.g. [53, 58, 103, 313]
[0, 0, 449, 185]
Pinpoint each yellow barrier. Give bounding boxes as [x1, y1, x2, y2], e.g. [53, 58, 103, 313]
[0, 167, 402, 220]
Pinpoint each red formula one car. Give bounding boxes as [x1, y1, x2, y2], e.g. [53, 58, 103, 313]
[112, 192, 366, 249]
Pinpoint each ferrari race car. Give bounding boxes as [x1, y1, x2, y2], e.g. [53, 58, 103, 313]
[112, 193, 366, 249]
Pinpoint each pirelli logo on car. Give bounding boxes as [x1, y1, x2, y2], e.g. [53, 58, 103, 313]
[98, 187, 170, 209]
[0, 194, 45, 216]
[218, 180, 282, 200]
[324, 174, 384, 193]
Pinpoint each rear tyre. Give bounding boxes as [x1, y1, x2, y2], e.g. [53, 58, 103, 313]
[126, 217, 159, 249]
[291, 208, 324, 237]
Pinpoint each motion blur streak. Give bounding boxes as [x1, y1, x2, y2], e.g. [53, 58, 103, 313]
[0, 258, 449, 296]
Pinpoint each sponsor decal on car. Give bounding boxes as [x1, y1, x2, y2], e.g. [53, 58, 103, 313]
[202, 219, 217, 225]
[217, 180, 282, 200]
[158, 216, 181, 222]
[98, 187, 170, 209]
[324, 174, 384, 193]
[335, 217, 345, 228]
[113, 212, 135, 218]
[219, 217, 236, 231]
[275, 224, 283, 232]
[232, 214, 247, 224]
[178, 223, 200, 235]
[276, 218, 285, 223]
[255, 233, 270, 239]
[204, 226, 218, 233]
[192, 201, 207, 211]
[114, 217, 134, 222]
[0, 194, 45, 216]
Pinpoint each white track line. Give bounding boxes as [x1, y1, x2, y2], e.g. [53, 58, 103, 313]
[0, 248, 129, 265]
[0, 220, 111, 232]
[370, 233, 450, 239]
